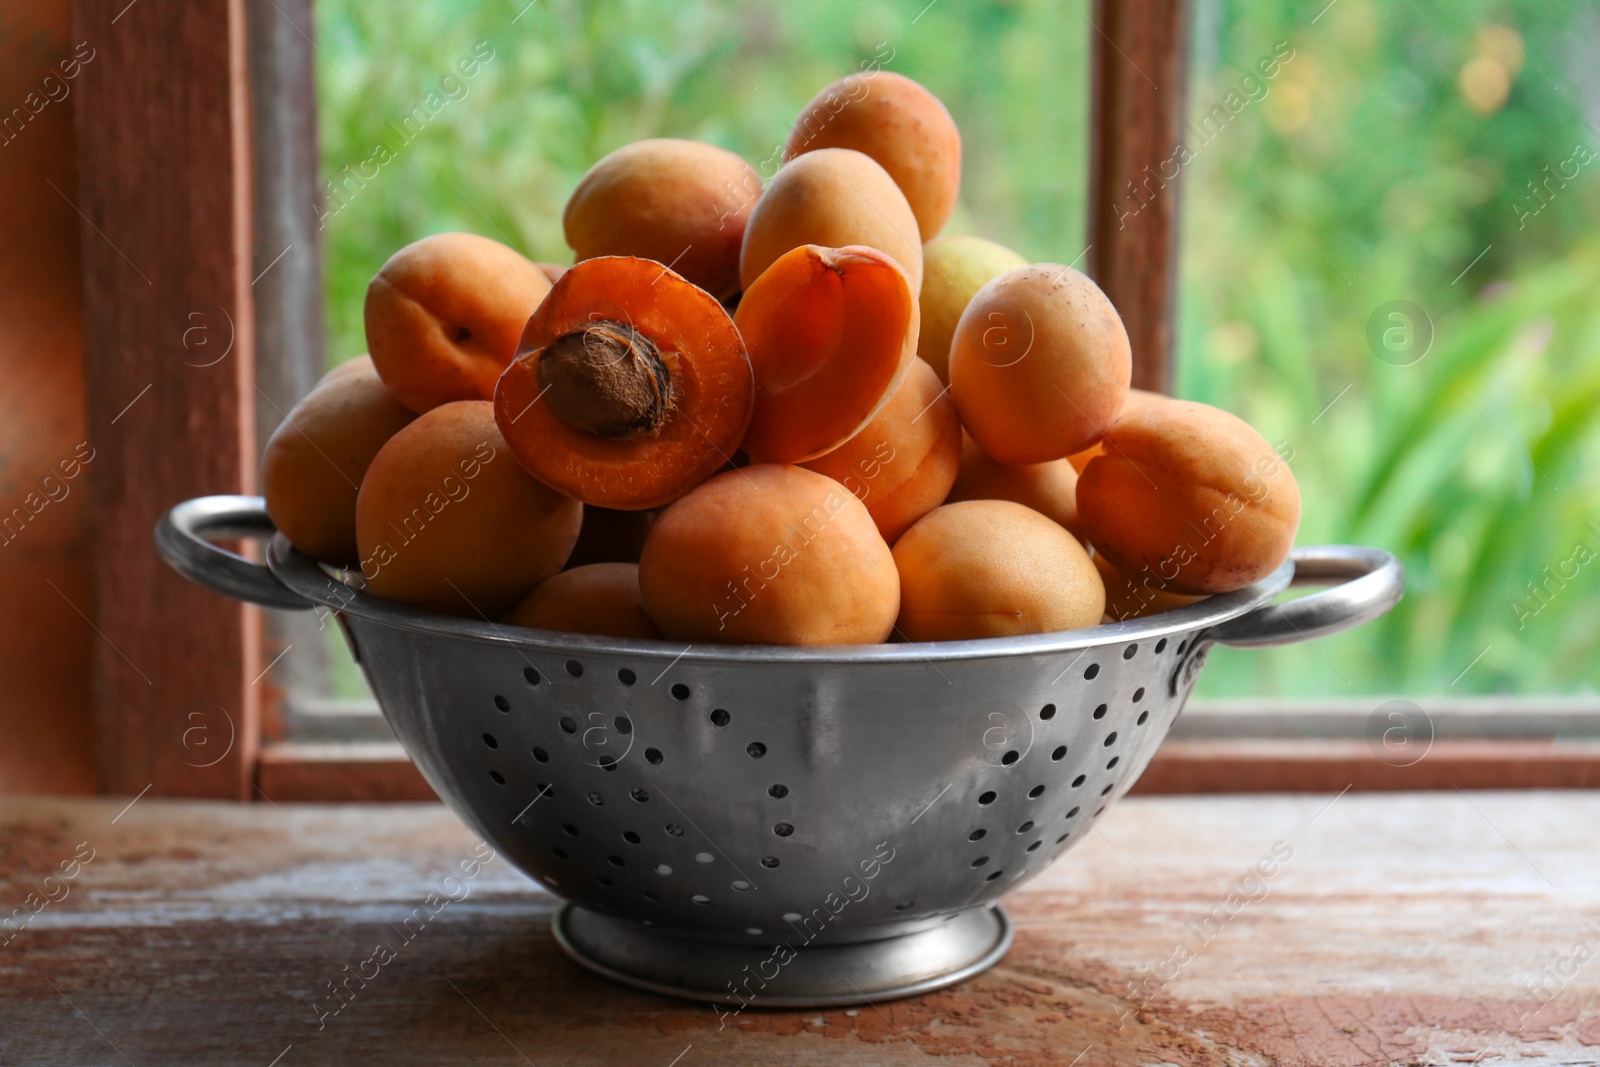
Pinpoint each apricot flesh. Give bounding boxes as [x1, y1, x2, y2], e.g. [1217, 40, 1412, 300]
[949, 264, 1131, 464]
[945, 431, 1081, 539]
[784, 71, 961, 241]
[355, 400, 582, 617]
[1077, 397, 1300, 595]
[506, 563, 661, 640]
[919, 235, 1028, 384]
[638, 464, 898, 645]
[740, 148, 923, 293]
[364, 232, 551, 414]
[736, 244, 918, 464]
[564, 138, 761, 301]
[802, 358, 959, 543]
[893, 500, 1105, 641]
[262, 362, 415, 566]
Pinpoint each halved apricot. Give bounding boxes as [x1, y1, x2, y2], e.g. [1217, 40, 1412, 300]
[507, 563, 661, 640]
[364, 233, 552, 414]
[802, 358, 959, 543]
[493, 256, 753, 510]
[735, 244, 918, 464]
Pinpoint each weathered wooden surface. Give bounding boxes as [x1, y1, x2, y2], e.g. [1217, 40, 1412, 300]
[3, 794, 1600, 1065]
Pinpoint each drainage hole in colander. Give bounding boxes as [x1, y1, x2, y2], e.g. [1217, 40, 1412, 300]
[1107, 756, 1120, 769]
[985, 870, 1004, 881]
[1092, 703, 1108, 720]
[1001, 750, 1019, 766]
[774, 822, 794, 837]
[596, 876, 612, 886]
[1104, 731, 1118, 747]
[644, 890, 660, 901]
[1026, 840, 1042, 852]
[1084, 663, 1100, 680]
[1123, 643, 1138, 660]
[1051, 745, 1067, 761]
[1017, 820, 1034, 834]
[482, 733, 498, 749]
[710, 708, 730, 727]
[598, 755, 618, 771]
[692, 895, 710, 905]
[1028, 784, 1045, 798]
[562, 823, 579, 836]
[665, 823, 684, 836]
[617, 668, 636, 686]
[645, 748, 663, 764]
[1132, 687, 1146, 702]
[631, 788, 649, 802]
[1057, 833, 1070, 844]
[607, 855, 624, 867]
[695, 852, 714, 864]
[552, 848, 567, 860]
[587, 791, 604, 806]
[968, 829, 986, 841]
[565, 659, 583, 678]
[560, 716, 577, 734]
[745, 927, 763, 935]
[532, 746, 549, 763]
[747, 742, 767, 758]
[614, 716, 632, 735]
[494, 695, 510, 712]
[972, 856, 989, 867]
[731, 880, 751, 891]
[1071, 775, 1086, 788]
[1100, 784, 1114, 796]
[623, 831, 641, 844]
[1155, 638, 1168, 654]
[545, 875, 560, 886]
[894, 901, 915, 911]
[761, 856, 780, 868]
[768, 783, 789, 798]
[671, 683, 691, 701]
[1137, 710, 1150, 725]
[978, 791, 997, 805]
[782, 911, 802, 922]
[488, 770, 505, 786]
[655, 863, 672, 875]
[1040, 703, 1056, 720]
[1066, 806, 1080, 819]
[533, 783, 552, 801]
[523, 667, 541, 686]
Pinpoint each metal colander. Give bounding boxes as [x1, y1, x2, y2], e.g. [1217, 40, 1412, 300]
[157, 495, 1402, 1007]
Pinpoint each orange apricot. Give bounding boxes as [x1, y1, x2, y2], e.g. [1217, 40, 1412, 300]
[506, 563, 661, 640]
[638, 465, 898, 645]
[262, 363, 416, 565]
[1094, 552, 1203, 623]
[1068, 388, 1163, 472]
[919, 235, 1028, 383]
[945, 431, 1081, 538]
[949, 264, 1131, 464]
[735, 244, 918, 463]
[801, 358, 959, 542]
[563, 138, 761, 301]
[355, 401, 581, 617]
[566, 506, 656, 568]
[364, 232, 551, 414]
[1077, 398, 1300, 595]
[534, 262, 568, 286]
[784, 71, 961, 241]
[739, 147, 923, 293]
[319, 354, 375, 386]
[494, 256, 753, 510]
[892, 500, 1105, 641]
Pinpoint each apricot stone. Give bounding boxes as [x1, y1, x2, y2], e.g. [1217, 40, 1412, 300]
[355, 400, 581, 617]
[918, 235, 1028, 383]
[261, 363, 415, 566]
[506, 563, 661, 640]
[893, 500, 1105, 641]
[563, 139, 761, 301]
[638, 464, 898, 645]
[945, 431, 1081, 539]
[740, 148, 923, 293]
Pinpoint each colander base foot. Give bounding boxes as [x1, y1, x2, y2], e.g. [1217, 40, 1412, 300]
[552, 902, 1013, 1009]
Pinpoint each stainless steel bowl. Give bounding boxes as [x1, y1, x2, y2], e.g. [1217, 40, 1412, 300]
[157, 495, 1402, 1007]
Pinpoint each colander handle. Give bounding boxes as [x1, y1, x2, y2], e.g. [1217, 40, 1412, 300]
[154, 495, 313, 611]
[1205, 544, 1403, 648]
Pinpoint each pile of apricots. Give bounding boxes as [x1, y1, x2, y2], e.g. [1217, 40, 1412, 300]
[262, 71, 1301, 646]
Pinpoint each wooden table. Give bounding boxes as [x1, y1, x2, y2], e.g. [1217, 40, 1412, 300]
[3, 793, 1599, 1065]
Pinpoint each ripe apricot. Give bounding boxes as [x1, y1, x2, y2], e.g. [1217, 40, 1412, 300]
[735, 244, 918, 463]
[566, 506, 656, 568]
[534, 262, 568, 286]
[364, 233, 551, 414]
[893, 500, 1104, 641]
[919, 235, 1027, 383]
[784, 71, 961, 241]
[739, 148, 923, 293]
[494, 256, 753, 510]
[1094, 552, 1203, 623]
[945, 431, 1081, 539]
[262, 363, 415, 566]
[320, 354, 375, 386]
[801, 358, 959, 543]
[949, 264, 1131, 464]
[1077, 398, 1300, 595]
[355, 401, 581, 618]
[506, 563, 661, 640]
[638, 465, 898, 645]
[563, 138, 761, 302]
[1068, 388, 1163, 472]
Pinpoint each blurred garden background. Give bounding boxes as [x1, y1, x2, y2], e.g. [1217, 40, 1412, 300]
[314, 0, 1600, 700]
